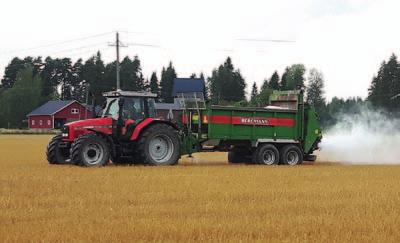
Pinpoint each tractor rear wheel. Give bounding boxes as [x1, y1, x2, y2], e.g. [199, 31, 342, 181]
[136, 124, 180, 166]
[252, 144, 279, 165]
[70, 133, 110, 167]
[46, 134, 69, 164]
[228, 146, 251, 163]
[280, 145, 303, 166]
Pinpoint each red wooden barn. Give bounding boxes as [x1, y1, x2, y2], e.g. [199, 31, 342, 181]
[27, 100, 92, 129]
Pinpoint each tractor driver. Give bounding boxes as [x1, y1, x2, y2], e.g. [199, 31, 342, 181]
[122, 98, 143, 120]
[122, 99, 136, 119]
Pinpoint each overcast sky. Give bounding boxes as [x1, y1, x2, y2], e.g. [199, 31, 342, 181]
[1, 0, 399, 100]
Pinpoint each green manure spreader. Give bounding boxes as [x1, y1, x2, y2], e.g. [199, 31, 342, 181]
[46, 90, 322, 166]
[181, 90, 322, 165]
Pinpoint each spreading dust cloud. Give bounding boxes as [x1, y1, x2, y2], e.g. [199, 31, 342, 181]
[318, 107, 400, 164]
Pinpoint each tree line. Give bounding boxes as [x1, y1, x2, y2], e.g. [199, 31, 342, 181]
[0, 51, 399, 128]
[0, 52, 180, 127]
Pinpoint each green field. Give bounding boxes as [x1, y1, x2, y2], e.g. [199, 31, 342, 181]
[1, 135, 400, 242]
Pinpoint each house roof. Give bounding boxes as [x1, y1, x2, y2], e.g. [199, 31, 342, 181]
[172, 78, 205, 96]
[27, 100, 79, 116]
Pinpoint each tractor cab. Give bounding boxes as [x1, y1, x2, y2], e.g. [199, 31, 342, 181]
[102, 90, 158, 121]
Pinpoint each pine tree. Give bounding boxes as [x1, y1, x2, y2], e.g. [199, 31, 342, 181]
[285, 64, 306, 90]
[120, 56, 136, 91]
[160, 62, 177, 103]
[280, 67, 289, 90]
[368, 54, 400, 111]
[41, 57, 57, 98]
[71, 58, 85, 102]
[81, 51, 107, 104]
[149, 71, 159, 96]
[137, 72, 145, 91]
[41, 57, 73, 100]
[250, 82, 259, 105]
[1, 57, 25, 89]
[133, 55, 144, 90]
[208, 57, 246, 104]
[306, 68, 326, 115]
[268, 71, 280, 90]
[199, 72, 208, 100]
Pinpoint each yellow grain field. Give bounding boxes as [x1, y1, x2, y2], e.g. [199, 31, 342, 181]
[1, 135, 400, 242]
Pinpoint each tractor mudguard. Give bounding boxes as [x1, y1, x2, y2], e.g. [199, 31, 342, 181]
[130, 118, 178, 141]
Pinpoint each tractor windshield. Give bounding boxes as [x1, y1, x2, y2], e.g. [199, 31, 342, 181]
[102, 98, 119, 119]
[102, 97, 148, 120]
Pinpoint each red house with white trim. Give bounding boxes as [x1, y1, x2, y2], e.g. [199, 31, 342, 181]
[27, 100, 92, 129]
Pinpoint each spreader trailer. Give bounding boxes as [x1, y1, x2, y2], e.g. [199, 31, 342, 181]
[46, 89, 322, 166]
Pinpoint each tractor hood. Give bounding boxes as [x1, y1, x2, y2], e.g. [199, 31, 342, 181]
[65, 117, 113, 128]
[62, 117, 114, 141]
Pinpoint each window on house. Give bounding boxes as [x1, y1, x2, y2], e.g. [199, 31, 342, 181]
[39, 120, 43, 125]
[71, 108, 79, 114]
[47, 120, 51, 126]
[32, 120, 35, 125]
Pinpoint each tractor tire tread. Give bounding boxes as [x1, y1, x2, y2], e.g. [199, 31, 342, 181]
[46, 134, 64, 164]
[136, 123, 180, 166]
[70, 133, 110, 167]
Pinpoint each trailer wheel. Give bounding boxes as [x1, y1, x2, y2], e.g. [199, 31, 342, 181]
[228, 147, 251, 163]
[252, 144, 279, 165]
[46, 135, 69, 164]
[280, 145, 303, 166]
[136, 123, 180, 166]
[70, 133, 110, 167]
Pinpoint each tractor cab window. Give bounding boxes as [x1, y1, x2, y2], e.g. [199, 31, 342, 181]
[122, 97, 144, 120]
[147, 98, 157, 117]
[103, 98, 119, 119]
[103, 97, 147, 120]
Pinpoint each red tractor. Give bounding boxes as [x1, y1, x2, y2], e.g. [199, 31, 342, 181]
[46, 90, 181, 166]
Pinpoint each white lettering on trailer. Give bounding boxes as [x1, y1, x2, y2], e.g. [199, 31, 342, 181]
[240, 117, 269, 125]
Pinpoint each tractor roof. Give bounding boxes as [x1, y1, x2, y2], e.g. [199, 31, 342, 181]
[103, 90, 157, 98]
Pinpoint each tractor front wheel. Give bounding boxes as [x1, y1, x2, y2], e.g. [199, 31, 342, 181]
[137, 124, 180, 166]
[46, 135, 69, 164]
[70, 134, 110, 167]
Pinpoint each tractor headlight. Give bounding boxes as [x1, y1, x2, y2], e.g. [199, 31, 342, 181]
[61, 126, 69, 137]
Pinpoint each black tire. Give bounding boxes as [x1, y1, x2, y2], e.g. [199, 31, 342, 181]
[46, 135, 69, 164]
[280, 145, 303, 166]
[136, 123, 180, 166]
[228, 147, 251, 163]
[252, 144, 279, 165]
[70, 133, 110, 167]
